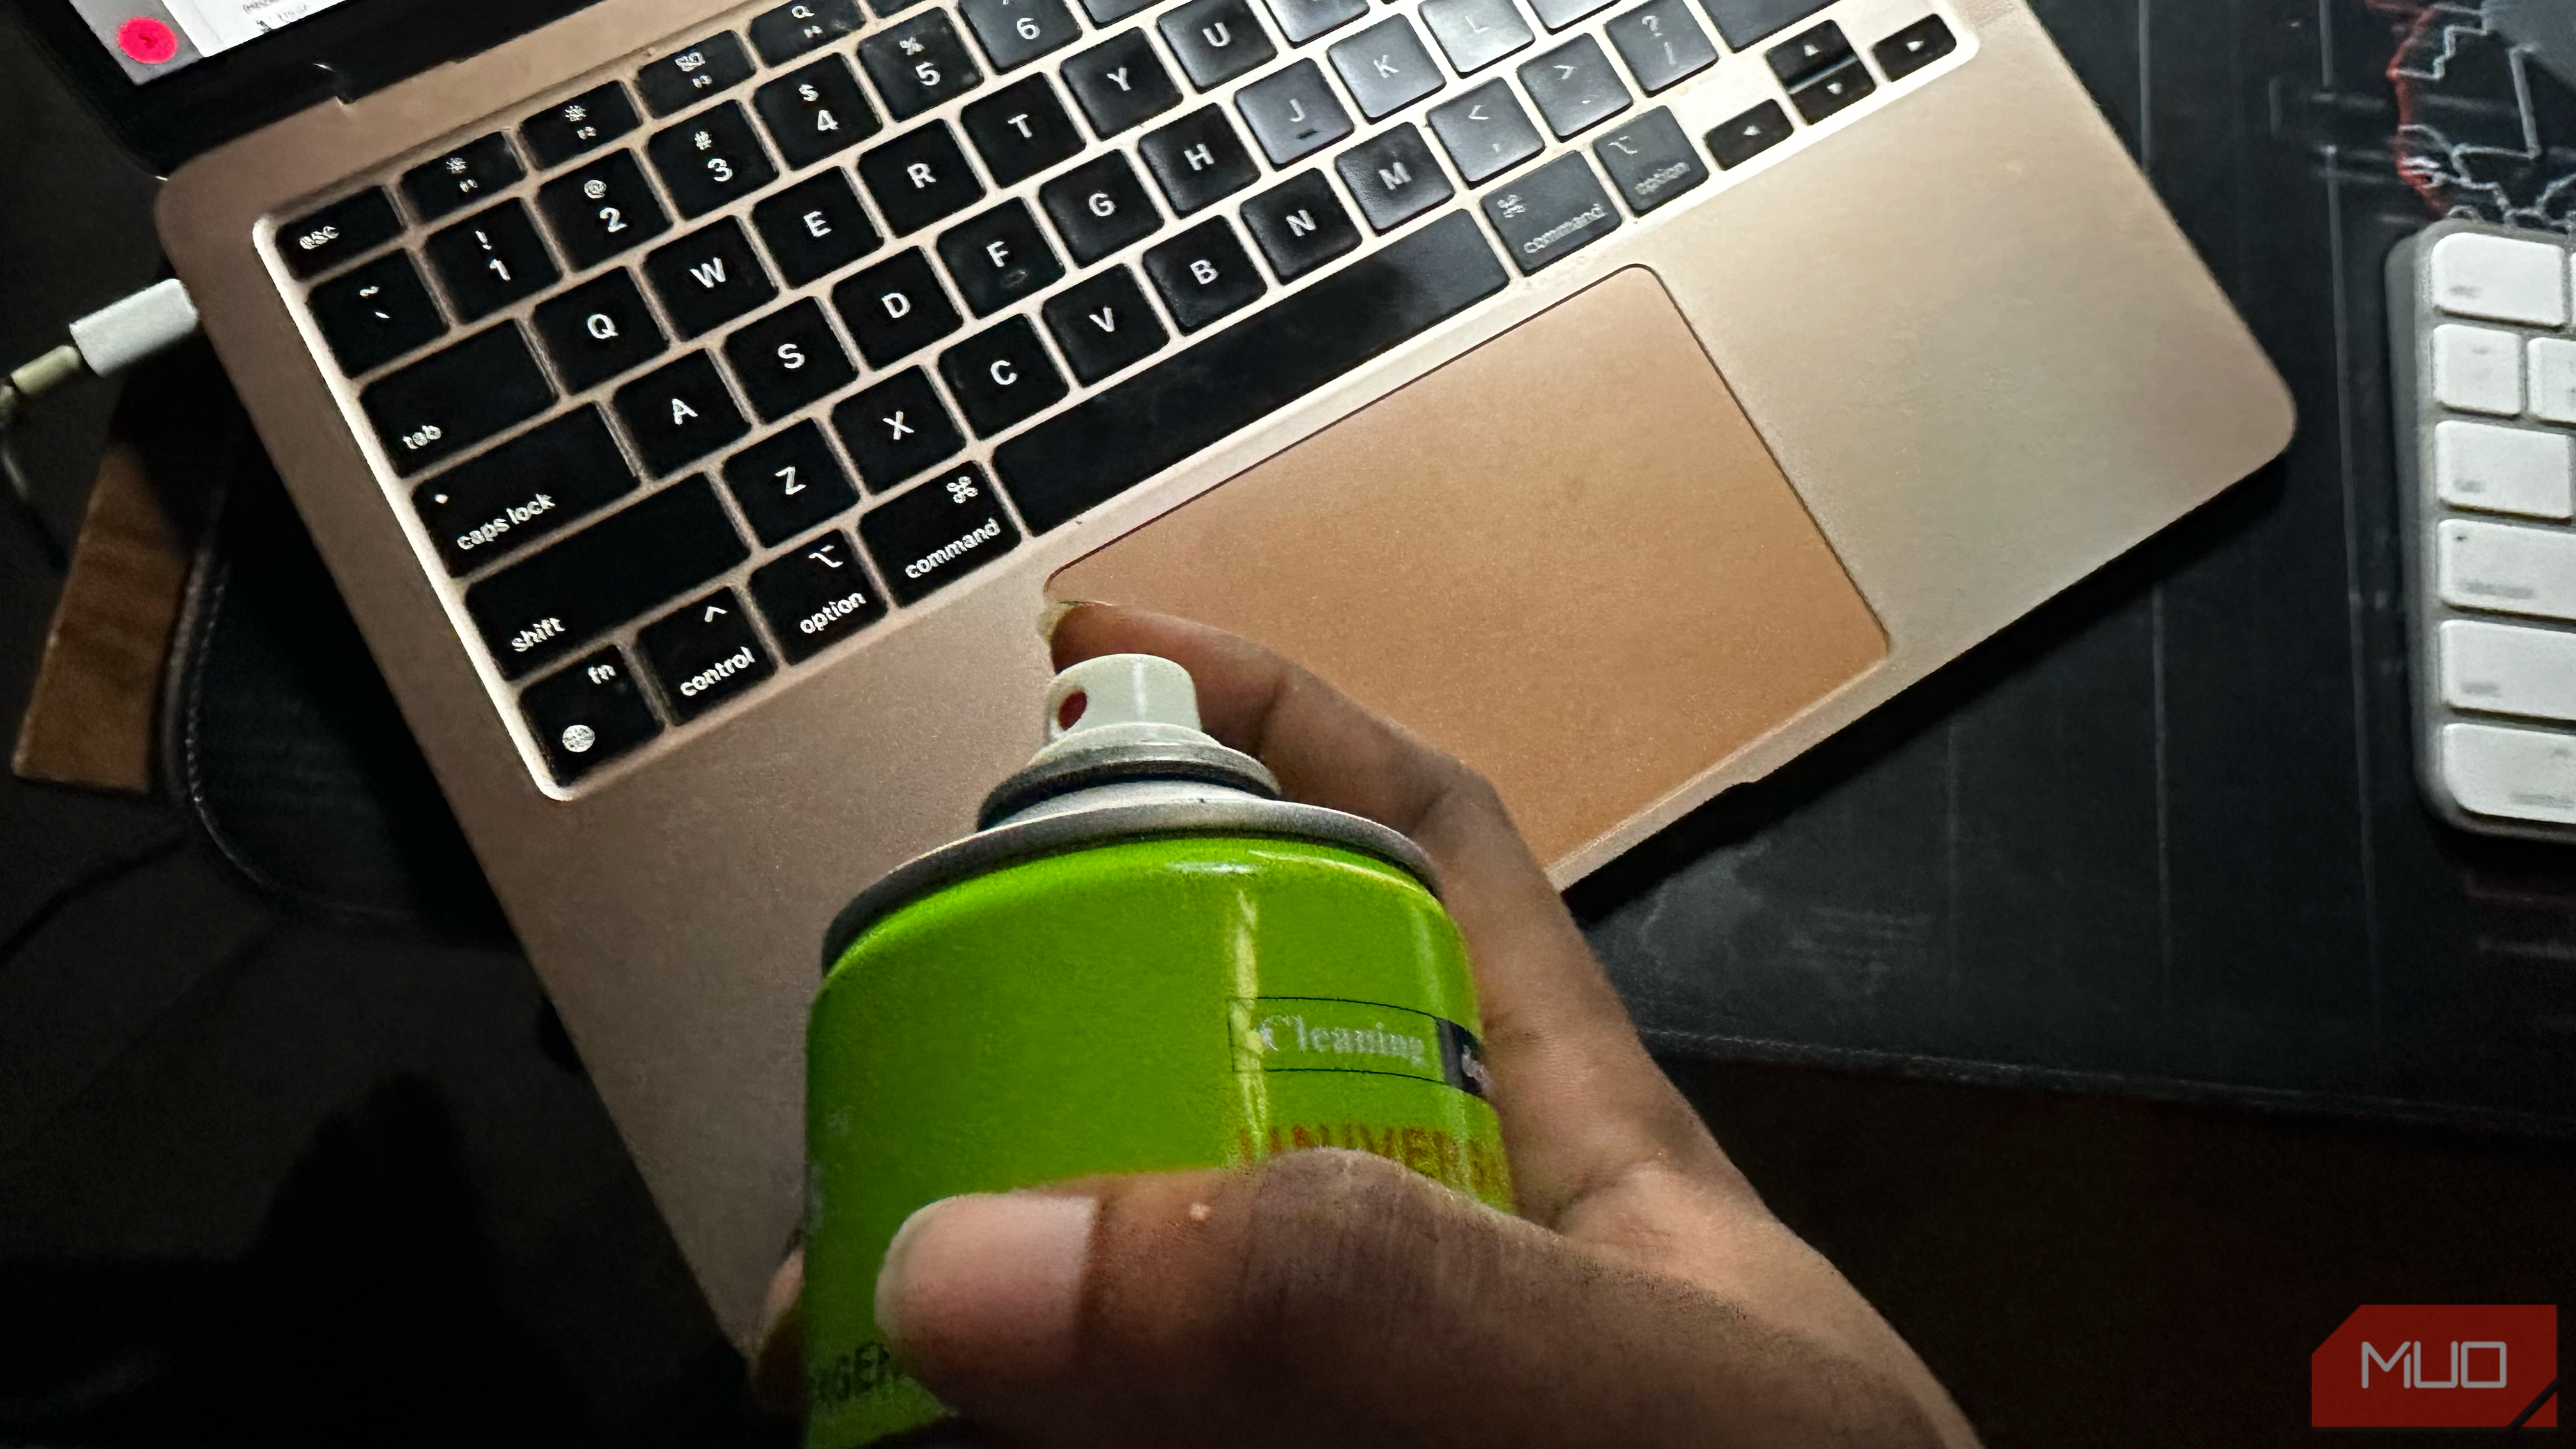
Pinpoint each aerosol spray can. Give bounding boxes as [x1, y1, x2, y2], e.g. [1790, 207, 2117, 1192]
[804, 654, 1512, 1445]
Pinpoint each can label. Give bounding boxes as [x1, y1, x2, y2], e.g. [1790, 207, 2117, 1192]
[1233, 997, 1492, 1096]
[806, 836, 1508, 1448]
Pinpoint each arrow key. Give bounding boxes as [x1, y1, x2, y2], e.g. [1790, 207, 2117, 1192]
[640, 588, 778, 720]
[1872, 14, 1956, 82]
[1703, 98, 1793, 169]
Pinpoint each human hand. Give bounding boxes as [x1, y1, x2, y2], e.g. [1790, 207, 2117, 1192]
[758, 604, 1977, 1448]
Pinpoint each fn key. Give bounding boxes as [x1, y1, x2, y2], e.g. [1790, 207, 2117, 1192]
[522, 647, 662, 783]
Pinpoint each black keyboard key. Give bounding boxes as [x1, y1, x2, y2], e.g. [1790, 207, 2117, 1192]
[859, 463, 1021, 603]
[645, 220, 780, 339]
[537, 151, 673, 270]
[1042, 266, 1169, 383]
[1605, 0, 1714, 94]
[832, 367, 966, 487]
[993, 211, 1504, 532]
[1874, 13, 1957, 80]
[1592, 107, 1706, 213]
[1138, 107, 1260, 213]
[1767, 19, 1849, 86]
[751, 0, 866, 64]
[1705, 99, 1793, 167]
[525, 82, 643, 167]
[638, 32, 757, 116]
[1238, 169, 1358, 280]
[1039, 152, 1163, 264]
[755, 171, 885, 286]
[859, 123, 988, 234]
[1694, 0, 1825, 49]
[752, 530, 887, 661]
[1261, 0, 1365, 45]
[1160, 0, 1275, 90]
[724, 420, 863, 542]
[724, 298, 860, 420]
[640, 590, 777, 719]
[648, 103, 781, 217]
[413, 408, 639, 574]
[523, 647, 661, 782]
[613, 351, 753, 474]
[425, 201, 561, 321]
[1427, 79, 1542, 184]
[834, 249, 966, 366]
[361, 325, 555, 475]
[309, 252, 447, 376]
[937, 201, 1065, 316]
[1061, 30, 1181, 139]
[1142, 218, 1265, 333]
[1790, 59, 1874, 121]
[962, 76, 1085, 185]
[402, 135, 523, 223]
[281, 189, 401, 278]
[1335, 123, 1451, 233]
[1329, 16, 1443, 119]
[940, 318, 1069, 436]
[960, 0, 1081, 70]
[1528, 0, 1612, 28]
[1235, 60, 1353, 166]
[1417, 0, 1532, 74]
[1077, 0, 1154, 24]
[468, 476, 749, 678]
[859, 12, 985, 121]
[756, 57, 885, 170]
[1482, 151, 1619, 273]
[533, 270, 671, 392]
[1519, 36, 1630, 138]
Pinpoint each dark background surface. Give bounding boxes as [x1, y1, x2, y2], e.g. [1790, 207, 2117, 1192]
[2, 0, 2572, 1445]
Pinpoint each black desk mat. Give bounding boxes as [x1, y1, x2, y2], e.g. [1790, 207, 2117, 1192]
[1581, 0, 2576, 1133]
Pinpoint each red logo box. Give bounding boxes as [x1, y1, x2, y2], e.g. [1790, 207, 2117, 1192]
[2313, 1305, 2557, 1429]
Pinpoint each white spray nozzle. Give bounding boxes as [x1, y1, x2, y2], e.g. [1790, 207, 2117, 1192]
[1045, 654, 1202, 741]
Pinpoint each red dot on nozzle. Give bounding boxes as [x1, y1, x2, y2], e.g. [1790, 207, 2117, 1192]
[118, 17, 180, 64]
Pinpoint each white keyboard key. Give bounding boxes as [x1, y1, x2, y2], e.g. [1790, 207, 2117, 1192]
[2434, 323, 2524, 415]
[2441, 721, 2576, 824]
[2437, 518, 2576, 620]
[2433, 419, 2573, 518]
[2531, 337, 2576, 424]
[2430, 231, 2569, 326]
[2440, 619, 2576, 720]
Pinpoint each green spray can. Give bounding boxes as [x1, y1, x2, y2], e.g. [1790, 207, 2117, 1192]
[805, 653, 1513, 1445]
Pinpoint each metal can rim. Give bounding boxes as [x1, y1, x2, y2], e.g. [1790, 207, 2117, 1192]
[821, 799, 1442, 974]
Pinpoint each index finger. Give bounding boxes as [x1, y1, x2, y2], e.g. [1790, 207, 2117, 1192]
[1048, 604, 1741, 1227]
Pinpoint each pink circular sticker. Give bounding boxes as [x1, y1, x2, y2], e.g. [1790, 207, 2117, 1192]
[118, 16, 180, 65]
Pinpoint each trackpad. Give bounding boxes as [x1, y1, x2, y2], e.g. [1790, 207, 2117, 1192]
[1048, 266, 1887, 864]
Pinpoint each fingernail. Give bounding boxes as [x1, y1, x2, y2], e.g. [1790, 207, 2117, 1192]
[876, 1193, 1098, 1377]
[1036, 600, 1096, 642]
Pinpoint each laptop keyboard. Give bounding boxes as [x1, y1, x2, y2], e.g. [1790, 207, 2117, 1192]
[272, 0, 1963, 787]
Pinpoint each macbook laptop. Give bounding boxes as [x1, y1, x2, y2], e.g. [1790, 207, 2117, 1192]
[19, 0, 2292, 1347]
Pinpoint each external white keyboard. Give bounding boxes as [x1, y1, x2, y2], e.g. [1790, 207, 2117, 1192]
[2393, 219, 2576, 838]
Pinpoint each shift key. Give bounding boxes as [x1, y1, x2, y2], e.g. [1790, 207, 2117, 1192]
[467, 477, 749, 678]
[360, 324, 556, 475]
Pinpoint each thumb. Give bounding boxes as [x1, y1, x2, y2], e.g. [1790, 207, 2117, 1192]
[876, 1151, 1941, 1449]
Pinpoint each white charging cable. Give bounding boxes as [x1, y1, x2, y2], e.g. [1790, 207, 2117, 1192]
[1, 279, 203, 566]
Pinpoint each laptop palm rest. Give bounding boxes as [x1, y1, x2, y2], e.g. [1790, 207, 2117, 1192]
[1049, 265, 1887, 864]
